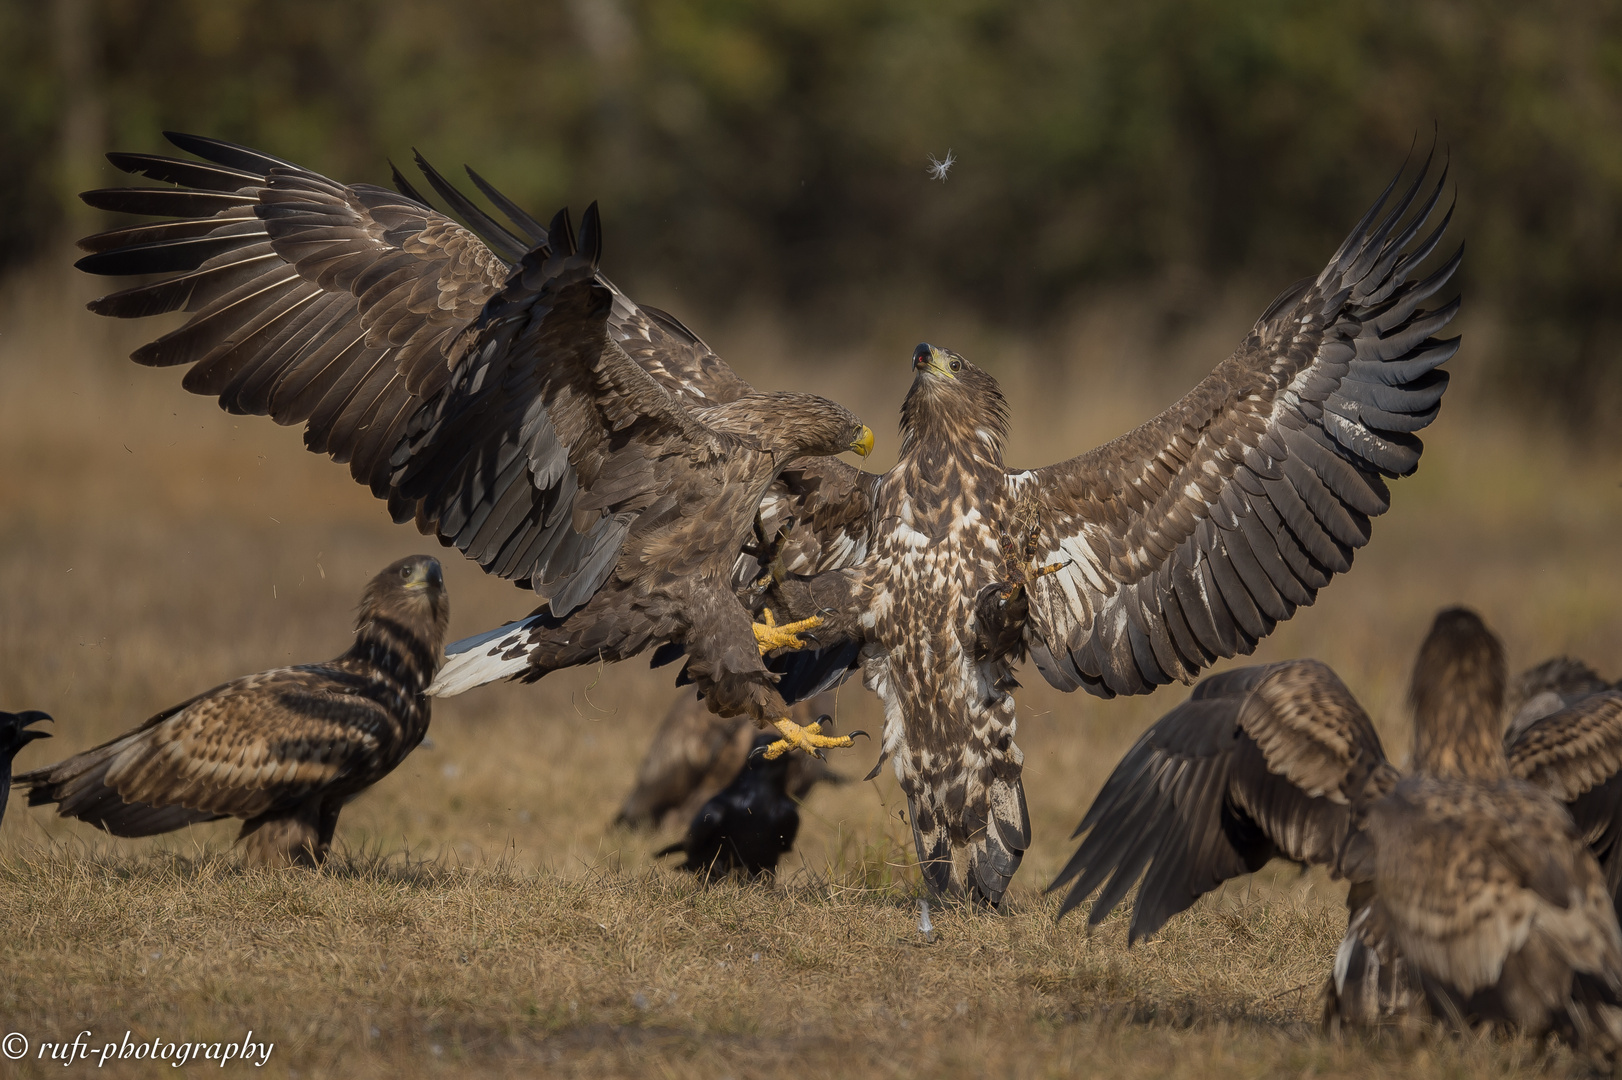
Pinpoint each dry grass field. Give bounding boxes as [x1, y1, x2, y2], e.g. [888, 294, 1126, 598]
[1, 264, 1619, 1078]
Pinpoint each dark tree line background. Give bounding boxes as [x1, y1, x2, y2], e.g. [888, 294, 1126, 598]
[3, 0, 1620, 428]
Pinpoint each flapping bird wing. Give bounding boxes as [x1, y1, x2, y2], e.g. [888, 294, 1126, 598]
[1050, 659, 1398, 942]
[78, 133, 768, 613]
[388, 205, 734, 612]
[1506, 691, 1622, 905]
[1008, 157, 1459, 698]
[78, 134, 514, 497]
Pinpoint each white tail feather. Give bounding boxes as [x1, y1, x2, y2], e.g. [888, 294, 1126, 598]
[427, 617, 540, 697]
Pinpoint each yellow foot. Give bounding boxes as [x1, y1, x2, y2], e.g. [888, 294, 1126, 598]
[752, 608, 823, 655]
[761, 718, 860, 760]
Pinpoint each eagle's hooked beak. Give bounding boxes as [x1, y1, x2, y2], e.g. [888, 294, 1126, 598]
[404, 559, 444, 591]
[850, 425, 874, 457]
[912, 343, 960, 379]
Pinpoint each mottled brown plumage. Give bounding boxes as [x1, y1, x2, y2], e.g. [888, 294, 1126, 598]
[1508, 655, 1615, 739]
[73, 133, 872, 735]
[766, 159, 1459, 904]
[1051, 607, 1622, 1051]
[616, 692, 842, 830]
[18, 556, 449, 866]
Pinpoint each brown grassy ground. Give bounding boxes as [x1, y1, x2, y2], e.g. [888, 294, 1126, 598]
[1, 265, 1618, 1077]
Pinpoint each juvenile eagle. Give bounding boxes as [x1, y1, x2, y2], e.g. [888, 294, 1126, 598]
[18, 556, 448, 865]
[763, 160, 1459, 903]
[75, 133, 872, 756]
[1052, 609, 1622, 1050]
[616, 691, 842, 830]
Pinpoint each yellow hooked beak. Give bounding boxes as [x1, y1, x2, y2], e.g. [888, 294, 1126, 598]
[850, 425, 874, 457]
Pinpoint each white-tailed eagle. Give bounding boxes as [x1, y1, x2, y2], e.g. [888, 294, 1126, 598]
[761, 159, 1460, 903]
[1052, 608, 1622, 1051]
[18, 556, 449, 865]
[73, 134, 873, 757]
[616, 691, 841, 830]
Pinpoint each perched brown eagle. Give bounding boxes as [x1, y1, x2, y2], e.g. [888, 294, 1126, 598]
[74, 133, 873, 756]
[18, 556, 449, 865]
[763, 160, 1460, 903]
[616, 691, 842, 830]
[1052, 608, 1622, 1050]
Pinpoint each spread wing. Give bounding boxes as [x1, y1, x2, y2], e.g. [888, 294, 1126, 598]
[77, 133, 765, 611]
[388, 205, 734, 611]
[17, 668, 409, 834]
[77, 133, 516, 497]
[1009, 158, 1459, 697]
[1049, 659, 1399, 942]
[1506, 691, 1622, 904]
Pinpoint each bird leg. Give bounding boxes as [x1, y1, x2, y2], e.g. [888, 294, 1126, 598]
[760, 718, 866, 760]
[753, 608, 823, 655]
[995, 522, 1066, 602]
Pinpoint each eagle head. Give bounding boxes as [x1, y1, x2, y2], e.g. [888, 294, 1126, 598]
[360, 555, 452, 653]
[901, 343, 1009, 462]
[1408, 606, 1510, 782]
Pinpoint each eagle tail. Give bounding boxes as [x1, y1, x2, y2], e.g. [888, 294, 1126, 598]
[968, 772, 1030, 906]
[16, 734, 222, 837]
[905, 771, 1030, 908]
[429, 614, 552, 697]
[1326, 903, 1416, 1028]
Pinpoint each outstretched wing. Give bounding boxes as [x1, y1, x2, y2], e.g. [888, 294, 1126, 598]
[388, 205, 732, 612]
[78, 133, 764, 610]
[1010, 157, 1459, 697]
[1507, 691, 1622, 905]
[17, 668, 409, 834]
[77, 133, 518, 497]
[1049, 660, 1398, 942]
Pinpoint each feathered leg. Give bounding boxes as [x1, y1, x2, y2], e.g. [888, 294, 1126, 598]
[237, 798, 326, 867]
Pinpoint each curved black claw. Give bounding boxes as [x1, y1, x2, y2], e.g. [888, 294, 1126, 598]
[848, 730, 870, 742]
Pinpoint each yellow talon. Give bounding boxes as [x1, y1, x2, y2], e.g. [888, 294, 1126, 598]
[761, 719, 855, 760]
[753, 608, 823, 655]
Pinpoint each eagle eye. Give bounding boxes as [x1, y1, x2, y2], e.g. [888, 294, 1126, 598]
[949, 359, 962, 373]
[400, 566, 413, 579]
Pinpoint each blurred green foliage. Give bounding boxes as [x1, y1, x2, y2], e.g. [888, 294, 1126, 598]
[3, 0, 1621, 424]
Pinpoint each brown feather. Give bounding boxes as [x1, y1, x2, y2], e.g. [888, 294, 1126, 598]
[17, 557, 449, 866]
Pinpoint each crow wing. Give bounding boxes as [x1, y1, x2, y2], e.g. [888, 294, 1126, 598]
[1009, 158, 1459, 698]
[1050, 659, 1399, 942]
